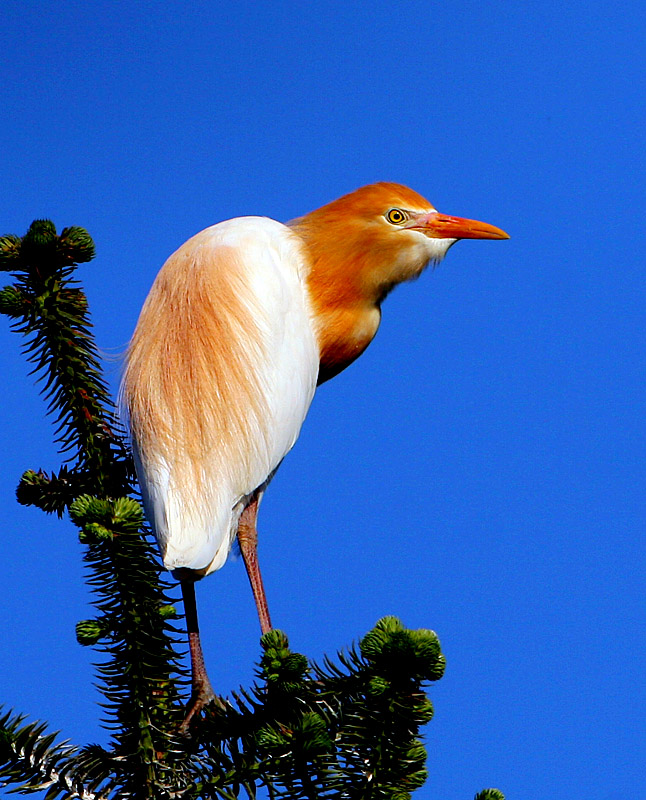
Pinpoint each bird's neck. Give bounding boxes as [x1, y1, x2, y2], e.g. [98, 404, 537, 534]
[291, 219, 390, 384]
[311, 300, 382, 384]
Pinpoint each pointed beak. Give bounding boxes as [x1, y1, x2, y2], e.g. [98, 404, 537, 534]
[409, 212, 510, 240]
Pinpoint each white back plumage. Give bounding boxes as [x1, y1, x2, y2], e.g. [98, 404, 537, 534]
[121, 217, 319, 575]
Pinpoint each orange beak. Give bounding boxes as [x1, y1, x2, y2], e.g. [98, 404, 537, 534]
[409, 212, 510, 240]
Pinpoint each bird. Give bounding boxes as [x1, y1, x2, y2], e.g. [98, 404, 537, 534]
[121, 182, 509, 724]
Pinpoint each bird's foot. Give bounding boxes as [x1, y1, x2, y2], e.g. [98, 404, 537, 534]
[180, 678, 221, 734]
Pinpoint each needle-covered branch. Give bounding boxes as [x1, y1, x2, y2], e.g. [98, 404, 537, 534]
[0, 221, 129, 495]
[0, 221, 190, 796]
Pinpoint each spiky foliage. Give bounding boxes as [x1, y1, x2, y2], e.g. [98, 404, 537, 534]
[0, 220, 130, 502]
[1, 220, 191, 797]
[0, 220, 504, 799]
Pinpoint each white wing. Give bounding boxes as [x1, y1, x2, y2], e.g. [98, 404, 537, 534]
[122, 217, 319, 574]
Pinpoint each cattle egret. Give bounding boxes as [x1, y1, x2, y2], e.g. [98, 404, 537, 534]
[121, 182, 509, 723]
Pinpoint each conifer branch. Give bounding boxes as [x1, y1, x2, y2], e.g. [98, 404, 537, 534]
[1, 221, 191, 796]
[0, 708, 110, 799]
[0, 221, 128, 494]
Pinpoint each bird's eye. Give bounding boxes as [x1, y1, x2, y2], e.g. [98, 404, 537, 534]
[386, 208, 407, 225]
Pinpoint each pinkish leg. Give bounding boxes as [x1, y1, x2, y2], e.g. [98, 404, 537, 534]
[237, 495, 272, 635]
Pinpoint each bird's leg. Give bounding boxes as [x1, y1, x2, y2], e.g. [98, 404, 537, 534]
[180, 576, 216, 731]
[237, 495, 272, 635]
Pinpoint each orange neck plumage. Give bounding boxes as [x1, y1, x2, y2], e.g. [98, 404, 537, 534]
[291, 217, 384, 384]
[290, 183, 436, 383]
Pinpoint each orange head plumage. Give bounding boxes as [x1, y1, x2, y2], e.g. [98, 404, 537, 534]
[290, 182, 509, 383]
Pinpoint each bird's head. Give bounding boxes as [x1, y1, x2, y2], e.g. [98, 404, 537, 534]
[290, 182, 509, 304]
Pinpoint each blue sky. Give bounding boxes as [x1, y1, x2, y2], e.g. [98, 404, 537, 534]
[1, 1, 644, 797]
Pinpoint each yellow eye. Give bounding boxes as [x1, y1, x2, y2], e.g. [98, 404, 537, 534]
[386, 208, 407, 225]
